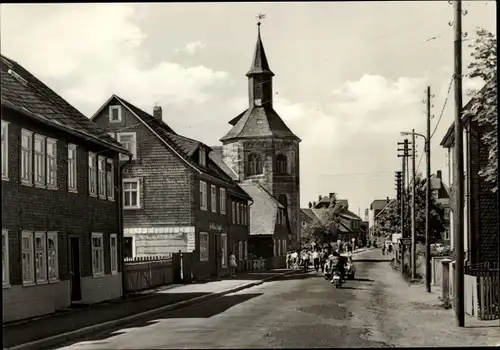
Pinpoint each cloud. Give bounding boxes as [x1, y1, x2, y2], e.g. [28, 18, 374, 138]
[0, 4, 230, 115]
[176, 41, 207, 55]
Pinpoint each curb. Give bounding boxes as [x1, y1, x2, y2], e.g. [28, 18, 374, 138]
[5, 270, 297, 350]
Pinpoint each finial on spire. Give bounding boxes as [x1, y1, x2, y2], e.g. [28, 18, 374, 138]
[256, 13, 266, 27]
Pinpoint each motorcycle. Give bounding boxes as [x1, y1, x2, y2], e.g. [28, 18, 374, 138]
[331, 270, 343, 288]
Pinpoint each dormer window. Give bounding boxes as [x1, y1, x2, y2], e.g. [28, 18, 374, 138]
[199, 147, 206, 166]
[109, 105, 122, 123]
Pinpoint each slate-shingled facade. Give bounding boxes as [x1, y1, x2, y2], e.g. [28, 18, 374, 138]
[1, 54, 131, 322]
[440, 80, 498, 265]
[91, 95, 251, 279]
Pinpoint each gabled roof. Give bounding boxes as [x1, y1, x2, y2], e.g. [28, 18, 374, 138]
[220, 106, 300, 142]
[374, 199, 396, 219]
[0, 54, 128, 154]
[341, 209, 362, 221]
[300, 208, 317, 222]
[370, 199, 389, 211]
[239, 183, 284, 236]
[91, 95, 249, 198]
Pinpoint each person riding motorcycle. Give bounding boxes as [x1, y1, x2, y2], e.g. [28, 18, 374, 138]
[329, 252, 346, 284]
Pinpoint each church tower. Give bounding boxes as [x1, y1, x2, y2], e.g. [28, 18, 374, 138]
[220, 21, 301, 247]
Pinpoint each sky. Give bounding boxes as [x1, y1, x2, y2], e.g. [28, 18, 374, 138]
[0, 2, 496, 216]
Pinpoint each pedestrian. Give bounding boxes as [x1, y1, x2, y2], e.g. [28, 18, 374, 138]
[388, 244, 393, 254]
[302, 250, 310, 272]
[229, 251, 237, 277]
[286, 251, 292, 269]
[319, 249, 326, 272]
[312, 249, 320, 272]
[382, 245, 386, 255]
[292, 250, 299, 269]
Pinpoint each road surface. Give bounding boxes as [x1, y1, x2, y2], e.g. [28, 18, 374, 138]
[55, 250, 499, 349]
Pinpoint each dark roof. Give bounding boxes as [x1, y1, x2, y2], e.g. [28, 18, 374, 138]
[229, 110, 247, 126]
[370, 199, 389, 211]
[220, 106, 300, 142]
[341, 209, 362, 221]
[93, 95, 249, 198]
[246, 25, 274, 77]
[300, 208, 317, 222]
[239, 183, 284, 236]
[0, 54, 127, 154]
[208, 146, 239, 180]
[440, 79, 495, 147]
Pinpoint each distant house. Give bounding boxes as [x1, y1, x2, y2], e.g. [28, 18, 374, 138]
[370, 198, 390, 229]
[1, 54, 130, 322]
[91, 95, 251, 280]
[425, 169, 451, 245]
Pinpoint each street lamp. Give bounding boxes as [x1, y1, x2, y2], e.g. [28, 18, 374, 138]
[401, 130, 432, 292]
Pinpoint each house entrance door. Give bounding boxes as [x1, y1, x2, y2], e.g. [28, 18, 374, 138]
[69, 237, 81, 302]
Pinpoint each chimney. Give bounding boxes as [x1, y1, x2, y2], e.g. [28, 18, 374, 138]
[437, 170, 442, 179]
[308, 202, 312, 209]
[313, 201, 317, 208]
[318, 195, 322, 202]
[153, 105, 162, 121]
[329, 193, 335, 199]
[386, 196, 389, 202]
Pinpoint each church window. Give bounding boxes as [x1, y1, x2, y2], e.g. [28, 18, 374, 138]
[276, 154, 287, 174]
[247, 153, 263, 176]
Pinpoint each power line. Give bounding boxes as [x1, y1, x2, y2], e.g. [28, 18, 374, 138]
[430, 76, 454, 140]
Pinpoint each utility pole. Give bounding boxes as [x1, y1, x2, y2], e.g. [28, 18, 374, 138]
[453, 0, 465, 327]
[497, 0, 500, 326]
[425, 86, 432, 293]
[411, 129, 417, 280]
[398, 139, 412, 275]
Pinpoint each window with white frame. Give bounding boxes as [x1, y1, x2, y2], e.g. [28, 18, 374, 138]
[46, 139, 57, 188]
[109, 105, 122, 123]
[199, 232, 209, 261]
[123, 178, 140, 209]
[91, 233, 104, 276]
[221, 233, 227, 267]
[199, 147, 206, 166]
[1, 121, 9, 180]
[35, 232, 47, 283]
[88, 152, 97, 196]
[2, 229, 9, 286]
[98, 156, 106, 199]
[106, 159, 114, 200]
[22, 231, 34, 284]
[211, 185, 217, 213]
[47, 232, 58, 281]
[238, 241, 243, 261]
[200, 181, 207, 211]
[273, 239, 277, 257]
[117, 133, 137, 160]
[110, 234, 118, 274]
[68, 144, 77, 192]
[21, 129, 33, 184]
[34, 134, 46, 186]
[243, 204, 247, 225]
[232, 202, 236, 224]
[220, 188, 226, 215]
[243, 240, 248, 260]
[302, 221, 306, 227]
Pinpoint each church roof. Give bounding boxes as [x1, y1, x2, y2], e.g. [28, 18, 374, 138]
[220, 106, 300, 142]
[246, 24, 274, 77]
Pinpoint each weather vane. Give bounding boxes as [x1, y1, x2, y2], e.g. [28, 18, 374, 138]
[256, 13, 266, 26]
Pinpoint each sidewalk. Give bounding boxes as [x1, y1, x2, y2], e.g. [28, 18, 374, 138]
[3, 269, 296, 350]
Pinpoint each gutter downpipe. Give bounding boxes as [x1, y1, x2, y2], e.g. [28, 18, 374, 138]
[119, 154, 133, 299]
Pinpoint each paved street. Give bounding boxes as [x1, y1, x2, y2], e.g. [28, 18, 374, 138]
[53, 249, 499, 349]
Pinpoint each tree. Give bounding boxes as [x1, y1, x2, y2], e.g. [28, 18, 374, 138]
[374, 174, 445, 243]
[466, 28, 497, 192]
[301, 207, 340, 247]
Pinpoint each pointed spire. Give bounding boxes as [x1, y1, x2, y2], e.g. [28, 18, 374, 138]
[246, 21, 274, 77]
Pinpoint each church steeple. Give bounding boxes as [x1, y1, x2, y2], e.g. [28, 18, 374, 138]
[247, 21, 274, 108]
[246, 22, 274, 77]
